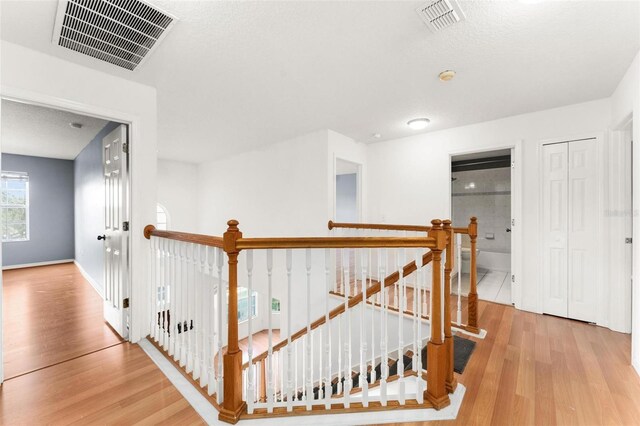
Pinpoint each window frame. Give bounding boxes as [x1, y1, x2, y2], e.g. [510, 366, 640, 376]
[231, 286, 258, 323]
[1, 171, 30, 243]
[156, 203, 170, 231]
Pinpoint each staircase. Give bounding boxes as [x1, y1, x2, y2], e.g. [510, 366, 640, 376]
[143, 217, 481, 423]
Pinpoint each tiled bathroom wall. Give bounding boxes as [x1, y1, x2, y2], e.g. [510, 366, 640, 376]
[452, 167, 511, 254]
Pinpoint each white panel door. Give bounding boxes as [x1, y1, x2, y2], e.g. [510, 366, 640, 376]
[542, 143, 568, 317]
[102, 124, 130, 339]
[567, 139, 598, 322]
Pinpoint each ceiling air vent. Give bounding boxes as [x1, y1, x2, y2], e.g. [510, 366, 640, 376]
[415, 0, 466, 33]
[52, 0, 177, 71]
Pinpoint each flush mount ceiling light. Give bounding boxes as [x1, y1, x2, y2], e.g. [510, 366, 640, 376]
[372, 133, 382, 139]
[407, 118, 431, 130]
[69, 122, 83, 129]
[439, 70, 456, 81]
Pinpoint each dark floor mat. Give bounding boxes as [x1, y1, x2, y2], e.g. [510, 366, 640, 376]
[421, 334, 476, 374]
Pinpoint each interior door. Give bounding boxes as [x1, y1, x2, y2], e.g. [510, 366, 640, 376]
[542, 143, 569, 317]
[102, 124, 130, 339]
[567, 139, 598, 322]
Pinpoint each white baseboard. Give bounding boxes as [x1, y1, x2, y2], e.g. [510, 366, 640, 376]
[73, 260, 104, 299]
[2, 259, 74, 270]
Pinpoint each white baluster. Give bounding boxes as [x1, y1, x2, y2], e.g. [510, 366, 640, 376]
[247, 250, 255, 414]
[456, 233, 462, 325]
[415, 249, 425, 404]
[163, 239, 170, 352]
[207, 246, 216, 395]
[266, 249, 274, 412]
[380, 248, 388, 406]
[370, 248, 376, 386]
[305, 249, 313, 410]
[286, 249, 293, 412]
[150, 237, 157, 341]
[193, 244, 201, 380]
[168, 239, 176, 357]
[179, 242, 188, 367]
[324, 249, 332, 409]
[359, 249, 369, 407]
[343, 258, 351, 408]
[200, 245, 208, 386]
[396, 248, 405, 405]
[158, 238, 166, 348]
[216, 247, 225, 403]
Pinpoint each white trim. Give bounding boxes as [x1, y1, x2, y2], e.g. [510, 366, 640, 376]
[74, 260, 105, 299]
[2, 259, 74, 270]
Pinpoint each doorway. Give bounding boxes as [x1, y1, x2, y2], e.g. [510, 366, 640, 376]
[450, 148, 516, 305]
[334, 158, 361, 223]
[1, 99, 130, 379]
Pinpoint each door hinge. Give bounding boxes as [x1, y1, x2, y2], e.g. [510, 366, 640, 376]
[122, 142, 129, 154]
[511, 274, 515, 283]
[511, 218, 515, 227]
[511, 161, 515, 169]
[123, 221, 129, 231]
[123, 298, 130, 308]
[626, 237, 633, 244]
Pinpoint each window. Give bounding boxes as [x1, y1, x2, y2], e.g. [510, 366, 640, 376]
[1, 171, 29, 242]
[235, 287, 258, 322]
[272, 298, 281, 313]
[157, 203, 169, 230]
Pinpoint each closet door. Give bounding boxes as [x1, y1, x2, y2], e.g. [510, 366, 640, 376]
[567, 139, 597, 322]
[542, 143, 568, 317]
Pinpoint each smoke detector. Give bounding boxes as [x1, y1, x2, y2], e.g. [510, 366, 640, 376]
[52, 0, 177, 71]
[416, 0, 466, 33]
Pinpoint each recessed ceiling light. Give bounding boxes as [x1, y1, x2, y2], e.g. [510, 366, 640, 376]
[407, 118, 431, 130]
[372, 133, 382, 139]
[69, 122, 83, 129]
[439, 70, 456, 81]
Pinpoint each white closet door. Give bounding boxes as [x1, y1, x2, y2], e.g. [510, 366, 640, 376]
[542, 143, 568, 317]
[567, 139, 597, 322]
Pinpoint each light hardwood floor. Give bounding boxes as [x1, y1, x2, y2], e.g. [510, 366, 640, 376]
[2, 263, 123, 379]
[382, 301, 640, 426]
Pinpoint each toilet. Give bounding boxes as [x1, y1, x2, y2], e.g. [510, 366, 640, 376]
[459, 236, 479, 274]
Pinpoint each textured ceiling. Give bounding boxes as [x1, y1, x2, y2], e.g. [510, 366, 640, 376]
[1, 1, 639, 163]
[1, 99, 109, 160]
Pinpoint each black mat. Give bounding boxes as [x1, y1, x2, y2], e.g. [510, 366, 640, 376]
[420, 334, 476, 374]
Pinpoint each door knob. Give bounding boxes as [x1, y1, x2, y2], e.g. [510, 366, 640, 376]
[97, 235, 106, 240]
[506, 228, 511, 233]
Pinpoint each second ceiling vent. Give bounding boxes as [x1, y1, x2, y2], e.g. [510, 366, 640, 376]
[52, 0, 177, 71]
[416, 0, 466, 33]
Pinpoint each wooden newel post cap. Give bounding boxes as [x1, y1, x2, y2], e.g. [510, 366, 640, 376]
[431, 219, 443, 229]
[442, 219, 452, 229]
[143, 224, 156, 239]
[328, 220, 334, 230]
[470, 217, 477, 223]
[227, 219, 240, 230]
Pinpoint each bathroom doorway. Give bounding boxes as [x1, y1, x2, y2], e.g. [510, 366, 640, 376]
[451, 149, 513, 305]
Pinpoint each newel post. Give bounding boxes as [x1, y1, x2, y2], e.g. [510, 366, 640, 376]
[442, 220, 457, 393]
[425, 220, 450, 409]
[219, 220, 246, 424]
[467, 217, 479, 333]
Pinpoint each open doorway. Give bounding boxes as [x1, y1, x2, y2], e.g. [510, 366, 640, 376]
[1, 99, 130, 379]
[335, 158, 361, 223]
[451, 149, 513, 305]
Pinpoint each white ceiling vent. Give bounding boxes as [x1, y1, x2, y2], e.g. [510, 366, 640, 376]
[52, 0, 177, 71]
[415, 0, 466, 33]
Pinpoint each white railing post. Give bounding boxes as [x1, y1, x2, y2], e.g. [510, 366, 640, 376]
[456, 233, 462, 325]
[266, 249, 274, 412]
[216, 246, 224, 403]
[305, 249, 313, 409]
[324, 248, 332, 409]
[286, 249, 294, 412]
[359, 248, 369, 406]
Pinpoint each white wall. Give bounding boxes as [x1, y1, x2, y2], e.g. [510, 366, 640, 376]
[610, 51, 640, 373]
[367, 98, 613, 319]
[0, 41, 158, 351]
[157, 159, 199, 233]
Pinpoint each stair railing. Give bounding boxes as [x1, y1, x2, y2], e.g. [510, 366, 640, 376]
[328, 217, 479, 334]
[144, 218, 454, 424]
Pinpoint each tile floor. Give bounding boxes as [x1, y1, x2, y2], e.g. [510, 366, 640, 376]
[476, 268, 512, 305]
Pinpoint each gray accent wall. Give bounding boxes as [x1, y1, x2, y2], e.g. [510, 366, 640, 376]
[74, 122, 120, 293]
[2, 154, 75, 266]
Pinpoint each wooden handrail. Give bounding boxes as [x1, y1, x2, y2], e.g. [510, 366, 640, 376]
[243, 250, 435, 368]
[328, 220, 471, 235]
[143, 225, 224, 248]
[235, 236, 436, 250]
[328, 220, 431, 232]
